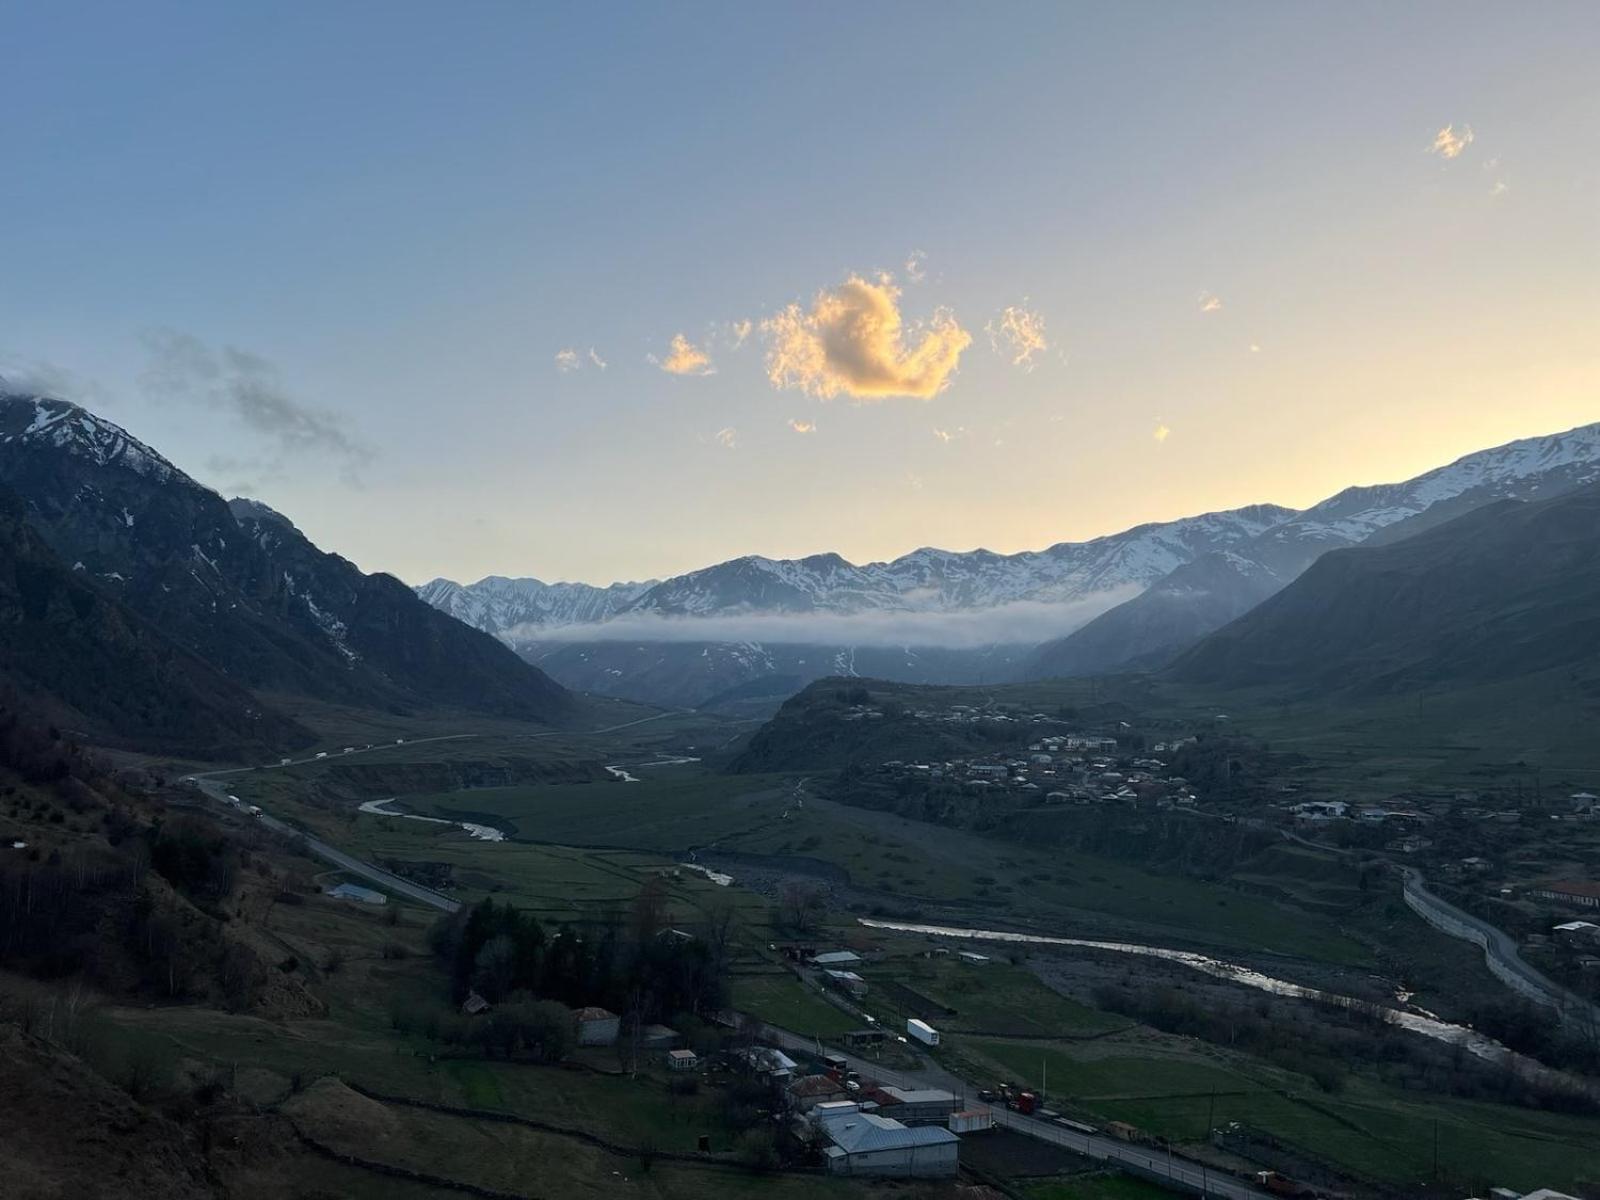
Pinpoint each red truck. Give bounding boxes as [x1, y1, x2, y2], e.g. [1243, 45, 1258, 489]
[1255, 1171, 1317, 1198]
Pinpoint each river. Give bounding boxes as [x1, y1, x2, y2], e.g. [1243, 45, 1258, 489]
[357, 797, 505, 842]
[858, 917, 1523, 1064]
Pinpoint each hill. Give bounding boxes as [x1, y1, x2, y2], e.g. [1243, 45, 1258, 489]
[0, 393, 573, 728]
[1171, 484, 1600, 696]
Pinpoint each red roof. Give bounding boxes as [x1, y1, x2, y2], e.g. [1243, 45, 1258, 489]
[1540, 881, 1600, 898]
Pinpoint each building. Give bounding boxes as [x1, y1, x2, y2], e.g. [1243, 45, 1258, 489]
[825, 969, 869, 998]
[1553, 920, 1600, 947]
[958, 951, 991, 966]
[788, 1073, 849, 1112]
[326, 882, 387, 904]
[811, 950, 863, 967]
[667, 1049, 698, 1071]
[844, 1028, 886, 1048]
[575, 1006, 620, 1046]
[1529, 881, 1600, 910]
[741, 1045, 799, 1081]
[875, 1086, 957, 1126]
[460, 991, 491, 1016]
[813, 1105, 959, 1178]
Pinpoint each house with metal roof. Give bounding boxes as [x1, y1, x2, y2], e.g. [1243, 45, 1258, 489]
[812, 1104, 958, 1177]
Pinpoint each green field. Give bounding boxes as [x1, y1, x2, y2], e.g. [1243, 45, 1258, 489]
[731, 973, 862, 1039]
[969, 1037, 1600, 1193]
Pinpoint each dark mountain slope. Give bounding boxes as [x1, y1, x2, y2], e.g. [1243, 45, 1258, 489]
[0, 393, 572, 725]
[1022, 420, 1600, 680]
[0, 486, 311, 754]
[1021, 551, 1284, 679]
[1171, 484, 1600, 695]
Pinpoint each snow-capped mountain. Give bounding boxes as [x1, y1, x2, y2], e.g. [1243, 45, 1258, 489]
[1024, 420, 1600, 679]
[422, 504, 1296, 632]
[0, 390, 572, 723]
[417, 575, 657, 638]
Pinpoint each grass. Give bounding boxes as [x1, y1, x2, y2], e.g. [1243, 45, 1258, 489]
[731, 973, 860, 1039]
[967, 1037, 1600, 1193]
[864, 955, 1125, 1038]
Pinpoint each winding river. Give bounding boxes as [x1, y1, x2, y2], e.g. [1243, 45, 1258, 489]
[358, 797, 504, 842]
[858, 918, 1525, 1065]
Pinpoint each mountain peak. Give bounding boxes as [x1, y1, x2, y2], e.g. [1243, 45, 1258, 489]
[0, 392, 178, 482]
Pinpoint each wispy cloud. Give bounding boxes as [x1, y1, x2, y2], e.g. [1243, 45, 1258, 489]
[0, 355, 110, 406]
[555, 348, 581, 373]
[1429, 123, 1474, 160]
[1153, 423, 1171, 443]
[762, 273, 972, 401]
[713, 426, 738, 449]
[985, 303, 1049, 369]
[931, 426, 967, 443]
[788, 418, 816, 434]
[140, 329, 372, 484]
[659, 333, 715, 376]
[729, 319, 753, 349]
[1198, 292, 1223, 314]
[517, 590, 1138, 651]
[1249, 343, 1262, 354]
[905, 250, 928, 283]
[587, 347, 607, 370]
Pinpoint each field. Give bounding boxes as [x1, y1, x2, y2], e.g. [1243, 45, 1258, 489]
[966, 1036, 1600, 1193]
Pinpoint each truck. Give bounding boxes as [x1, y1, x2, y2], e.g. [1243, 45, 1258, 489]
[1010, 1091, 1038, 1115]
[906, 1018, 940, 1047]
[822, 1053, 849, 1080]
[1255, 1172, 1317, 1198]
[247, 805, 263, 818]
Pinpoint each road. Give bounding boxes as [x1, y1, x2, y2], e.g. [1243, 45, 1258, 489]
[1403, 867, 1600, 1029]
[762, 1027, 1272, 1200]
[183, 712, 694, 913]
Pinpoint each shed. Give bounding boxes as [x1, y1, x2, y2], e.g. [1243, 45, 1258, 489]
[575, 1006, 621, 1046]
[812, 950, 863, 966]
[667, 1049, 699, 1071]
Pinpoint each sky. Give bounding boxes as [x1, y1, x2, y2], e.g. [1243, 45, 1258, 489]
[2, 1, 1597, 587]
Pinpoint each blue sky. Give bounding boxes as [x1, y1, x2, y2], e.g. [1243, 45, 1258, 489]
[2, 2, 1596, 584]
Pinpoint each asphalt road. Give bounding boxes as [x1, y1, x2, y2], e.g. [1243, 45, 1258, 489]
[182, 713, 686, 914]
[186, 737, 487, 912]
[1403, 867, 1600, 1028]
[763, 1027, 1273, 1200]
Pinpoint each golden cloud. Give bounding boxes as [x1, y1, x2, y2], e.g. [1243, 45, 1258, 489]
[1429, 124, 1474, 160]
[713, 427, 737, 449]
[986, 303, 1049, 368]
[1153, 423, 1171, 443]
[1198, 292, 1223, 314]
[660, 333, 714, 376]
[788, 418, 816, 434]
[762, 274, 972, 401]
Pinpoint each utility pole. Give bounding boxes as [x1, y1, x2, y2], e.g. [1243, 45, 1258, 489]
[1432, 1117, 1440, 1181]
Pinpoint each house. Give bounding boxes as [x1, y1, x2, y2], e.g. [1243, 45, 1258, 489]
[575, 1006, 621, 1046]
[667, 1049, 698, 1072]
[958, 951, 991, 966]
[1553, 920, 1600, 947]
[1529, 881, 1600, 910]
[874, 1086, 957, 1126]
[812, 950, 863, 967]
[326, 882, 387, 905]
[461, 991, 491, 1016]
[741, 1045, 799, 1080]
[788, 1073, 849, 1111]
[844, 1028, 886, 1047]
[825, 969, 869, 998]
[812, 1105, 959, 1178]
